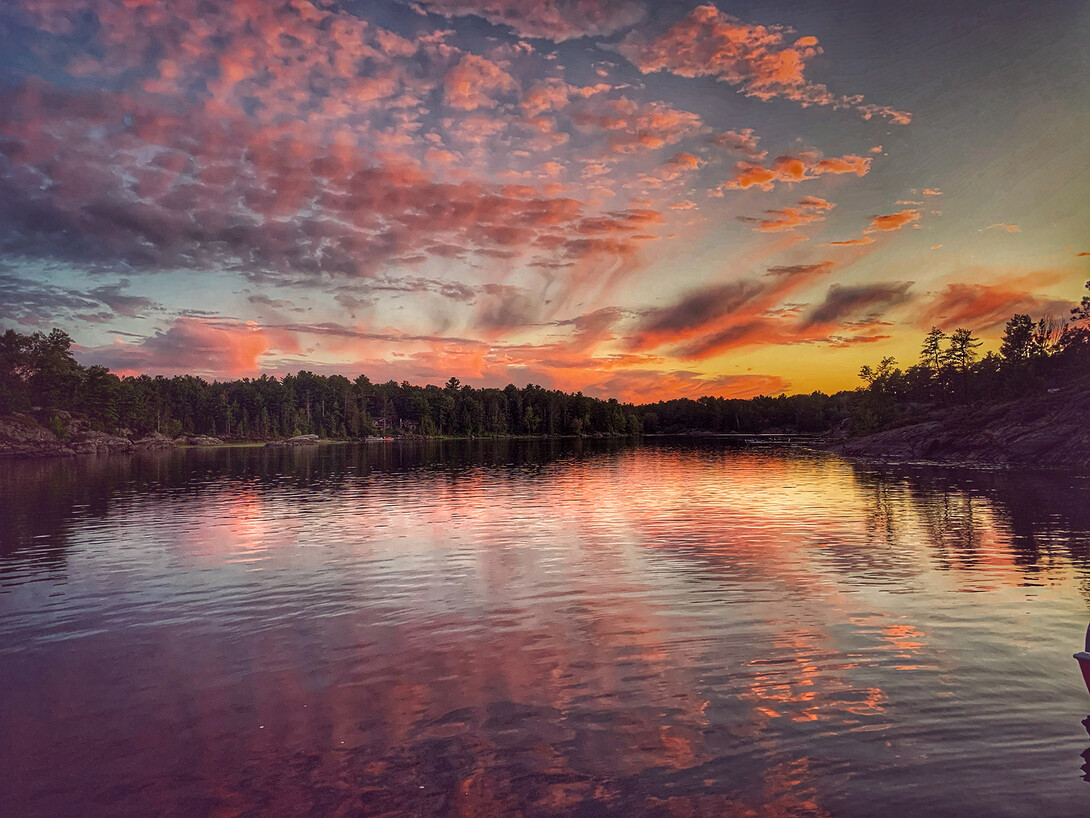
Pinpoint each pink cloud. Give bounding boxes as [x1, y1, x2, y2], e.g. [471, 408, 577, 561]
[570, 96, 705, 154]
[404, 0, 645, 42]
[618, 5, 911, 123]
[444, 54, 518, 111]
[77, 318, 292, 378]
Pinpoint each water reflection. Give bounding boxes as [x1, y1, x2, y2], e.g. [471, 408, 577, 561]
[0, 440, 1088, 817]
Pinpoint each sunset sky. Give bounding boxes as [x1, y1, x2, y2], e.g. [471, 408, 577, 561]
[1, 0, 1087, 401]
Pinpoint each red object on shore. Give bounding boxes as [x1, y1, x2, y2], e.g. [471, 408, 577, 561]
[1076, 624, 1090, 695]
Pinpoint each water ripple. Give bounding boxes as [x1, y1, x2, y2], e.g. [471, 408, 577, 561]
[1, 439, 1088, 817]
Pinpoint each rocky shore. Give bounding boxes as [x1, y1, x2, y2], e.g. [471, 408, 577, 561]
[0, 412, 230, 458]
[828, 377, 1090, 471]
[265, 434, 319, 447]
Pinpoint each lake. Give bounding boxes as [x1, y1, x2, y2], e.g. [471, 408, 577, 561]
[1, 439, 1089, 817]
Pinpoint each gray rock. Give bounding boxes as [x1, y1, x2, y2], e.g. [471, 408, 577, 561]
[265, 434, 320, 447]
[185, 435, 223, 446]
[0, 413, 70, 458]
[828, 377, 1090, 471]
[134, 432, 176, 449]
[68, 430, 134, 455]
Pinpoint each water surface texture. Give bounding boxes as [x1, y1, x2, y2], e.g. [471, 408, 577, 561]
[2, 440, 1089, 817]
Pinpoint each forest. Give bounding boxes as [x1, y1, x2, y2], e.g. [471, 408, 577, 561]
[1, 281, 1087, 442]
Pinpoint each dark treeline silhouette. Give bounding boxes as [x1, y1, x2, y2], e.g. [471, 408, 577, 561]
[0, 328, 851, 439]
[0, 337, 645, 438]
[1, 280, 1086, 441]
[850, 280, 1090, 432]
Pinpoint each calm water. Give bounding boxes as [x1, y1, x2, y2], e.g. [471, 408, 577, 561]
[2, 440, 1089, 817]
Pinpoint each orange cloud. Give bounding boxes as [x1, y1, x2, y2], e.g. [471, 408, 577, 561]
[79, 318, 286, 377]
[915, 278, 1072, 331]
[619, 5, 911, 122]
[866, 209, 920, 232]
[822, 237, 875, 247]
[629, 261, 836, 355]
[720, 153, 870, 192]
[520, 79, 572, 116]
[981, 223, 1020, 234]
[738, 196, 834, 232]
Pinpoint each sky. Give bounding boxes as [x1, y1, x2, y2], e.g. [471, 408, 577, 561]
[0, 0, 1087, 402]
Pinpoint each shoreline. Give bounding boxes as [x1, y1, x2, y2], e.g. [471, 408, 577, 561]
[824, 378, 1090, 473]
[5, 377, 1087, 473]
[0, 413, 643, 459]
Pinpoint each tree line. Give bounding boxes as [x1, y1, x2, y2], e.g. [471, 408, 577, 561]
[851, 280, 1090, 431]
[0, 328, 852, 439]
[1, 280, 1086, 440]
[0, 336, 646, 439]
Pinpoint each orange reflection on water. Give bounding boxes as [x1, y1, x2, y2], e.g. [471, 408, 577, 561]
[6, 444, 1085, 815]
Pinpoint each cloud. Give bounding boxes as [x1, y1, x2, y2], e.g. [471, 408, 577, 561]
[618, 5, 911, 123]
[915, 278, 1071, 331]
[0, 270, 158, 326]
[521, 79, 574, 117]
[0, 74, 668, 293]
[866, 209, 920, 232]
[711, 129, 766, 160]
[444, 54, 518, 111]
[404, 0, 645, 42]
[738, 196, 834, 232]
[636, 280, 765, 340]
[718, 153, 870, 193]
[629, 261, 836, 354]
[981, 223, 1020, 234]
[570, 96, 705, 154]
[87, 280, 157, 318]
[821, 237, 874, 247]
[803, 282, 914, 328]
[78, 318, 285, 377]
[0, 271, 103, 326]
[662, 151, 705, 174]
[765, 262, 836, 278]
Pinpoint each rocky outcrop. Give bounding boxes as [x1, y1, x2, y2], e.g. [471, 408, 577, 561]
[0, 413, 134, 457]
[134, 432, 176, 449]
[829, 379, 1090, 471]
[68, 430, 134, 454]
[0, 413, 330, 458]
[177, 435, 224, 446]
[0, 413, 69, 458]
[265, 434, 320, 447]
